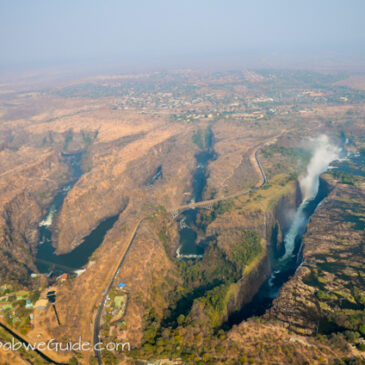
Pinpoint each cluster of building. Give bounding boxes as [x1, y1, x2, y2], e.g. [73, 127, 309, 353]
[103, 283, 128, 338]
[106, 71, 354, 125]
[0, 271, 73, 333]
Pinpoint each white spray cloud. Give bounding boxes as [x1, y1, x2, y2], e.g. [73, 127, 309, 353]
[280, 204, 307, 261]
[299, 135, 340, 201]
[280, 135, 340, 261]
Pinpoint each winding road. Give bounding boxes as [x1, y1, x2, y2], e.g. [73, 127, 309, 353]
[174, 146, 268, 212]
[93, 132, 280, 364]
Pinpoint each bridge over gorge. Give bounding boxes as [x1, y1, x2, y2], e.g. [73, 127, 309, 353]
[93, 131, 287, 364]
[35, 258, 77, 273]
[169, 198, 222, 218]
[168, 142, 268, 218]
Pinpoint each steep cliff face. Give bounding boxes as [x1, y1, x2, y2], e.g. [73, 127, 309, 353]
[53, 127, 196, 254]
[0, 151, 69, 283]
[224, 252, 271, 321]
[267, 180, 302, 255]
[222, 180, 302, 321]
[265, 177, 365, 339]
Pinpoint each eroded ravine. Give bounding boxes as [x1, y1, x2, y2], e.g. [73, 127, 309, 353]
[228, 135, 342, 325]
[176, 129, 216, 257]
[35, 152, 125, 274]
[227, 178, 331, 325]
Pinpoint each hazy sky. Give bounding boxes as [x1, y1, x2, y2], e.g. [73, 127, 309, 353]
[1, 0, 365, 72]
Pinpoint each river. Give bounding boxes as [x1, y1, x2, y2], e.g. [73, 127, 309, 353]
[177, 138, 216, 257]
[35, 152, 120, 274]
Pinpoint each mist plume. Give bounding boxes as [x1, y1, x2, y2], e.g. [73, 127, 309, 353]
[281, 135, 340, 260]
[299, 135, 340, 201]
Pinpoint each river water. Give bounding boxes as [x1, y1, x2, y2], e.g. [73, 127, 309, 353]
[35, 153, 120, 274]
[177, 147, 216, 257]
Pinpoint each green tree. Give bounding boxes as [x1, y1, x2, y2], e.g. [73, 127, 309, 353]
[177, 314, 185, 326]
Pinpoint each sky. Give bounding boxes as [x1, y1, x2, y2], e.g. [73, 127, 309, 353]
[1, 0, 365, 72]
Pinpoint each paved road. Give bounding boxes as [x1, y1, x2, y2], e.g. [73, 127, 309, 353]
[92, 132, 280, 364]
[171, 137, 270, 212]
[93, 218, 144, 364]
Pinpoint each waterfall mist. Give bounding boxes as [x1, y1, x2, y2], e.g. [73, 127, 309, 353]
[232, 135, 346, 321]
[299, 135, 341, 201]
[281, 135, 340, 260]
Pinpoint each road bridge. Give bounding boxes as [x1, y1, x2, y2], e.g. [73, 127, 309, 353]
[93, 131, 286, 364]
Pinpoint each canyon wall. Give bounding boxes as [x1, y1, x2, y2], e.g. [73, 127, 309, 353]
[224, 251, 271, 321]
[269, 180, 302, 255]
[53, 126, 196, 254]
[223, 180, 302, 321]
[264, 176, 364, 337]
[0, 151, 69, 283]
